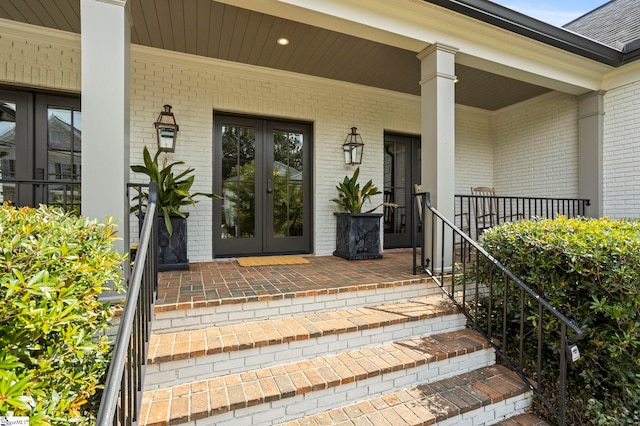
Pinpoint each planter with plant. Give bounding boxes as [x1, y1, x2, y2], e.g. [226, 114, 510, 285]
[331, 167, 396, 260]
[131, 146, 218, 271]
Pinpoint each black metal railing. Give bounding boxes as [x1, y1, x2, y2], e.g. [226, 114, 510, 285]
[96, 182, 158, 425]
[414, 191, 584, 426]
[0, 178, 81, 213]
[455, 194, 590, 241]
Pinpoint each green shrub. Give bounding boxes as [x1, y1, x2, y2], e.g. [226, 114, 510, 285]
[478, 216, 640, 425]
[0, 204, 125, 424]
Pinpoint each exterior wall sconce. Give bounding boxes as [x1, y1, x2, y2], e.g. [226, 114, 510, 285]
[343, 127, 364, 165]
[155, 104, 179, 153]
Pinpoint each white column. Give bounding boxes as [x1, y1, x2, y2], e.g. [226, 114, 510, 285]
[417, 43, 457, 269]
[80, 0, 130, 254]
[578, 91, 605, 218]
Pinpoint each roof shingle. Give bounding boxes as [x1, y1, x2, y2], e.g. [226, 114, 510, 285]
[564, 0, 640, 49]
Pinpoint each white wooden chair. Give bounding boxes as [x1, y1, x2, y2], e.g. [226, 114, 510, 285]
[471, 186, 522, 237]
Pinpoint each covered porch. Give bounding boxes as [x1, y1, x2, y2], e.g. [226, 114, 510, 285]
[1, 1, 637, 423]
[0, 0, 616, 262]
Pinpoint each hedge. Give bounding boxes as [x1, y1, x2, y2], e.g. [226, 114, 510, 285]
[478, 216, 640, 424]
[0, 204, 125, 424]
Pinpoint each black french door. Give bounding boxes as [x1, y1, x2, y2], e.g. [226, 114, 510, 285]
[383, 132, 421, 248]
[212, 113, 312, 257]
[0, 89, 81, 211]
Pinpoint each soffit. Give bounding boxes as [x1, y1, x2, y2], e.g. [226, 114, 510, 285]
[0, 0, 551, 111]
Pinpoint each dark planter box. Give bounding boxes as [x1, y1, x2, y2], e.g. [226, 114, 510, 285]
[140, 213, 190, 271]
[333, 212, 383, 260]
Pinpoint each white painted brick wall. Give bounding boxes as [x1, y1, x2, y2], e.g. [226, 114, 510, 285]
[0, 25, 80, 91]
[603, 80, 640, 218]
[128, 48, 497, 259]
[129, 46, 422, 259]
[455, 105, 494, 194]
[493, 92, 579, 198]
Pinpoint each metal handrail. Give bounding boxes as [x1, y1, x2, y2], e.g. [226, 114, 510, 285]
[415, 191, 584, 425]
[0, 178, 81, 212]
[455, 194, 590, 241]
[96, 182, 158, 425]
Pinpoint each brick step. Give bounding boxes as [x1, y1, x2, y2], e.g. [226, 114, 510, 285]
[144, 295, 465, 390]
[139, 329, 495, 425]
[152, 277, 439, 333]
[278, 365, 531, 426]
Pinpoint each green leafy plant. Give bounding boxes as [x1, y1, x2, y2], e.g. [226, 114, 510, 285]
[331, 167, 396, 213]
[0, 204, 126, 424]
[476, 216, 640, 425]
[130, 146, 220, 234]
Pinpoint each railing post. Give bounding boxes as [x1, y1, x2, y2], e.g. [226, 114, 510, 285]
[559, 323, 568, 426]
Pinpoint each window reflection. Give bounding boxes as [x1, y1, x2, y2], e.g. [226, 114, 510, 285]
[0, 101, 17, 203]
[273, 130, 303, 237]
[47, 107, 81, 213]
[221, 125, 256, 239]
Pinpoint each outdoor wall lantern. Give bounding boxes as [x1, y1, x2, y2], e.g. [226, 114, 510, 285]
[155, 104, 179, 153]
[343, 127, 364, 165]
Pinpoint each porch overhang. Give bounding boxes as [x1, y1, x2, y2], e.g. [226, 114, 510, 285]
[0, 0, 627, 110]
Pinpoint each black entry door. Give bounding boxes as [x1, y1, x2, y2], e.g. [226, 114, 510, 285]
[0, 90, 81, 211]
[213, 113, 312, 257]
[383, 132, 421, 248]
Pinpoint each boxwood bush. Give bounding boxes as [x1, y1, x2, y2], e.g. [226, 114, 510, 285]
[478, 216, 640, 424]
[0, 204, 125, 424]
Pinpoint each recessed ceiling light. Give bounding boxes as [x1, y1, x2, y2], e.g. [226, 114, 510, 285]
[277, 38, 289, 46]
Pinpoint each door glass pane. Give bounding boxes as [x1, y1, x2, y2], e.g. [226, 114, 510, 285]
[0, 101, 17, 203]
[47, 107, 81, 212]
[272, 130, 304, 237]
[221, 125, 256, 239]
[384, 142, 407, 235]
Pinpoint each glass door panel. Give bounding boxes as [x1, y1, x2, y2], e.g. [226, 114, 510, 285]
[265, 121, 309, 253]
[384, 141, 407, 235]
[0, 90, 34, 207]
[384, 133, 420, 249]
[213, 114, 311, 257]
[221, 125, 257, 239]
[271, 129, 304, 238]
[0, 100, 17, 203]
[214, 115, 264, 256]
[0, 91, 80, 211]
[46, 107, 81, 212]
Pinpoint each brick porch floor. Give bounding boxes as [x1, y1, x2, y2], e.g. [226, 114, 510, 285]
[155, 249, 423, 311]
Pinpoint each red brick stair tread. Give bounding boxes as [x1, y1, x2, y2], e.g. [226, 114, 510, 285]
[278, 365, 530, 426]
[147, 294, 458, 364]
[139, 328, 489, 425]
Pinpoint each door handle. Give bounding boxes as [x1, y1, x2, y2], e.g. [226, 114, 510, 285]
[267, 178, 273, 193]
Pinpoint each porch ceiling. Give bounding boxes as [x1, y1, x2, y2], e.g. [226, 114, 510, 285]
[1, 0, 551, 111]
